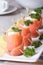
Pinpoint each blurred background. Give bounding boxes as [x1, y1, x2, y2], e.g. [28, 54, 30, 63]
[6, 0, 43, 9]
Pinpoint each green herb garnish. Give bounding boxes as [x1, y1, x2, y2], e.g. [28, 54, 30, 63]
[39, 34, 43, 40]
[32, 41, 42, 48]
[24, 20, 33, 26]
[12, 27, 22, 33]
[34, 8, 42, 14]
[24, 47, 35, 57]
[29, 13, 41, 20]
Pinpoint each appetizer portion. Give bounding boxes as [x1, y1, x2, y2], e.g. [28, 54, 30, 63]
[24, 17, 40, 38]
[17, 25, 32, 46]
[29, 8, 42, 29]
[5, 27, 23, 56]
[17, 17, 40, 38]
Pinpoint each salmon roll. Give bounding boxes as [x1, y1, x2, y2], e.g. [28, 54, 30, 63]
[29, 11, 42, 29]
[34, 8, 42, 28]
[17, 25, 32, 46]
[5, 27, 23, 56]
[32, 17, 42, 29]
[23, 17, 40, 37]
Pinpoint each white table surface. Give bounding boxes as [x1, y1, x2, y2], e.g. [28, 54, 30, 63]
[0, 0, 43, 65]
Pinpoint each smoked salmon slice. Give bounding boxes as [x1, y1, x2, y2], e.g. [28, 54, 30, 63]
[5, 32, 23, 56]
[29, 11, 42, 29]
[38, 16, 42, 29]
[32, 16, 42, 29]
[29, 24, 39, 37]
[10, 43, 23, 56]
[17, 25, 32, 46]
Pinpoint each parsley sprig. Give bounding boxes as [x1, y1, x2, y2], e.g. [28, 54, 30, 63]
[34, 8, 42, 14]
[29, 13, 41, 20]
[39, 34, 43, 40]
[32, 41, 42, 48]
[24, 20, 33, 26]
[12, 27, 22, 33]
[24, 47, 35, 57]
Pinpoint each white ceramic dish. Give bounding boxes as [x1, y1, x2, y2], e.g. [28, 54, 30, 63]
[16, 0, 43, 9]
[0, 39, 43, 62]
[0, 5, 17, 15]
[0, 0, 8, 12]
[0, 29, 43, 62]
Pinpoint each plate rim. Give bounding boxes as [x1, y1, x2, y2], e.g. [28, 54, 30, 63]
[0, 5, 17, 15]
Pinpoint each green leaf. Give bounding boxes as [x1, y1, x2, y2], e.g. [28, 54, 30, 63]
[29, 13, 41, 20]
[12, 27, 22, 33]
[24, 20, 33, 26]
[39, 34, 43, 40]
[32, 41, 42, 48]
[34, 8, 42, 14]
[23, 47, 35, 57]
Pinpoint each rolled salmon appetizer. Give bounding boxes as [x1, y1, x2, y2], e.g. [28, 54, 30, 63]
[4, 27, 23, 56]
[34, 8, 42, 29]
[31, 17, 42, 29]
[22, 16, 40, 37]
[17, 25, 32, 46]
[29, 11, 42, 29]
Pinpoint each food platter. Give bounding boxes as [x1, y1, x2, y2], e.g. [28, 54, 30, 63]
[0, 8, 43, 62]
[0, 36, 43, 62]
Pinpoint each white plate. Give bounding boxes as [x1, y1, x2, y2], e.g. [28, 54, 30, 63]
[0, 29, 43, 62]
[0, 41, 43, 62]
[0, 5, 17, 15]
[0, 10, 43, 62]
